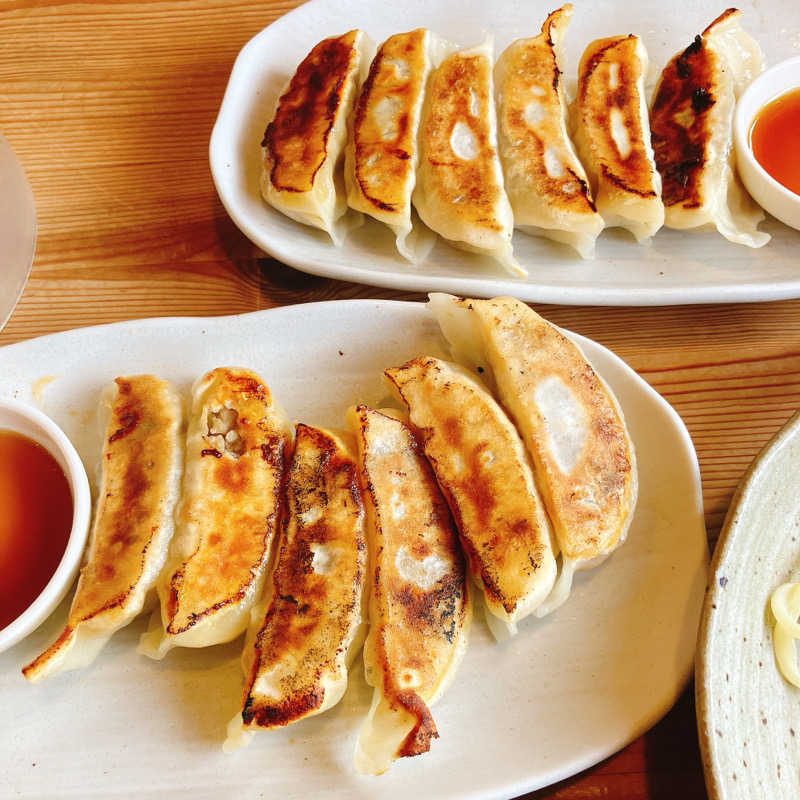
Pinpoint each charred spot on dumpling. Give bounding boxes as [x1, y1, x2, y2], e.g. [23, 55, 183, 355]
[676, 35, 703, 78]
[691, 86, 715, 113]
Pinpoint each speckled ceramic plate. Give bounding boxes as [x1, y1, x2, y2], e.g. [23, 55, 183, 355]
[697, 410, 800, 799]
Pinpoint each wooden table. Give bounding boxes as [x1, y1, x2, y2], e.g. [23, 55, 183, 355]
[2, 2, 798, 797]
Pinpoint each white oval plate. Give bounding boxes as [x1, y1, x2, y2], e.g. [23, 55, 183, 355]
[210, 0, 800, 306]
[0, 133, 36, 330]
[0, 301, 707, 799]
[697, 410, 800, 800]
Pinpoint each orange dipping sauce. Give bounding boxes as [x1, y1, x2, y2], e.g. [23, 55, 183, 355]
[0, 429, 74, 631]
[750, 86, 800, 196]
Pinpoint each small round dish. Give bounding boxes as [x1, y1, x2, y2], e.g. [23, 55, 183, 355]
[0, 399, 91, 654]
[734, 56, 800, 232]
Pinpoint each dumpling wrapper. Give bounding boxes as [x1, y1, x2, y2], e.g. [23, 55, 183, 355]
[429, 294, 638, 615]
[138, 367, 291, 659]
[494, 4, 604, 259]
[571, 34, 664, 242]
[261, 30, 371, 245]
[23, 375, 183, 682]
[414, 37, 523, 276]
[345, 28, 436, 262]
[650, 9, 769, 247]
[225, 424, 366, 751]
[384, 357, 556, 634]
[348, 405, 470, 775]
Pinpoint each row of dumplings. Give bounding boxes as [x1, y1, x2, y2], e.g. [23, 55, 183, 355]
[260, 5, 770, 276]
[22, 296, 637, 774]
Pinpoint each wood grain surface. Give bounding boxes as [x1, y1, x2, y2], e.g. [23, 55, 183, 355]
[2, 1, 799, 798]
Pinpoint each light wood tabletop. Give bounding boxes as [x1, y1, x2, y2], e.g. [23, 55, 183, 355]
[2, 1, 799, 798]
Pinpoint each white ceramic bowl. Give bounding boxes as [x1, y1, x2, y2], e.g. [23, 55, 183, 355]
[0, 399, 91, 653]
[734, 56, 800, 232]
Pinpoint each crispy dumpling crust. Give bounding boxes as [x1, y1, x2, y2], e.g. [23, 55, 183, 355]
[23, 375, 183, 682]
[495, 6, 598, 225]
[649, 8, 767, 246]
[349, 28, 429, 221]
[420, 48, 502, 232]
[350, 406, 470, 774]
[414, 39, 521, 274]
[650, 27, 720, 209]
[572, 35, 664, 240]
[260, 30, 369, 244]
[575, 36, 658, 200]
[263, 30, 360, 194]
[384, 358, 556, 623]
[237, 424, 366, 731]
[142, 368, 290, 656]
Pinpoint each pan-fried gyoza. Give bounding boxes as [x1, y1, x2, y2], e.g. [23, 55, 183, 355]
[494, 5, 604, 258]
[225, 423, 367, 751]
[261, 30, 371, 244]
[138, 367, 291, 659]
[348, 405, 470, 774]
[650, 9, 768, 247]
[571, 34, 664, 242]
[414, 37, 522, 275]
[23, 376, 184, 682]
[345, 28, 435, 262]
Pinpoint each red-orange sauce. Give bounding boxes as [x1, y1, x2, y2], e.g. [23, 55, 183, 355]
[0, 429, 73, 630]
[750, 86, 800, 196]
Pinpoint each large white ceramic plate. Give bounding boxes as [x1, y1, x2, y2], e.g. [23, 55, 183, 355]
[210, 0, 800, 306]
[0, 133, 36, 330]
[0, 301, 707, 799]
[697, 410, 800, 800]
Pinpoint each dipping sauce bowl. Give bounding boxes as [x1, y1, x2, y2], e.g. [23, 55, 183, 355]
[734, 56, 800, 232]
[0, 399, 90, 653]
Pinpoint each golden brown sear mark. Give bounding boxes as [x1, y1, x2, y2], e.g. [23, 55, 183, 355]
[264, 30, 358, 193]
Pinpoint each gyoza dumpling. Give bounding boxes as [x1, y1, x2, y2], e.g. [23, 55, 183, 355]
[345, 28, 436, 262]
[23, 376, 183, 682]
[429, 294, 637, 615]
[384, 358, 556, 634]
[571, 34, 664, 242]
[138, 368, 291, 659]
[494, 5, 604, 259]
[414, 37, 523, 276]
[650, 9, 769, 247]
[225, 424, 366, 751]
[261, 30, 371, 245]
[348, 406, 470, 775]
